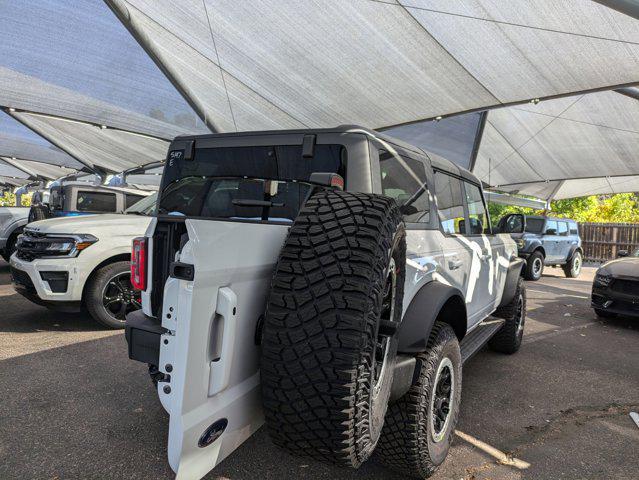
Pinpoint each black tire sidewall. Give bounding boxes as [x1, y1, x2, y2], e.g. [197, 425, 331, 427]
[526, 252, 544, 281]
[85, 261, 133, 329]
[424, 333, 462, 466]
[367, 226, 406, 452]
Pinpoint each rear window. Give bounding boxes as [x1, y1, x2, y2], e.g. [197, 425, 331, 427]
[76, 191, 117, 212]
[159, 144, 345, 221]
[379, 150, 430, 223]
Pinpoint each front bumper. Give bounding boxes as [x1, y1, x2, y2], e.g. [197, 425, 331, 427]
[9, 255, 86, 307]
[592, 285, 639, 318]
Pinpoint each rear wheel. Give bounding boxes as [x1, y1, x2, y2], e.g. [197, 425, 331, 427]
[524, 251, 544, 281]
[261, 190, 406, 468]
[374, 323, 462, 478]
[85, 261, 141, 329]
[563, 251, 582, 278]
[490, 277, 526, 354]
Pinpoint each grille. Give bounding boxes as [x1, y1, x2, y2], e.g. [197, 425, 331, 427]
[10, 267, 36, 293]
[611, 279, 639, 296]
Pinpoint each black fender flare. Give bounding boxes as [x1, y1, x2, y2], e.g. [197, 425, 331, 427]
[525, 240, 545, 257]
[566, 245, 583, 262]
[498, 257, 525, 308]
[397, 281, 467, 353]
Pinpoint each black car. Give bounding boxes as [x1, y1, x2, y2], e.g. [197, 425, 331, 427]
[497, 214, 583, 281]
[592, 248, 639, 318]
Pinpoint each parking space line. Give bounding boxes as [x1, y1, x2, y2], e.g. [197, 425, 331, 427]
[455, 430, 530, 469]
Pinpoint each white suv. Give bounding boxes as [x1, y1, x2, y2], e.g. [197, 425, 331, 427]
[125, 127, 526, 479]
[10, 193, 156, 328]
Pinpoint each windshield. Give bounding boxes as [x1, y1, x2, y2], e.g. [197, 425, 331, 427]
[124, 192, 157, 215]
[158, 144, 345, 221]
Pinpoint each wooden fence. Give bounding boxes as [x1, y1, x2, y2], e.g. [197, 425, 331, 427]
[579, 222, 639, 263]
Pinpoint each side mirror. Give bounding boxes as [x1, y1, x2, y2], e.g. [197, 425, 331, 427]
[618, 250, 629, 257]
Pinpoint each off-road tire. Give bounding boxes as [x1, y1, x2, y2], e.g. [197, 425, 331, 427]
[594, 308, 617, 318]
[563, 251, 582, 278]
[374, 322, 462, 478]
[2, 228, 22, 261]
[261, 190, 406, 468]
[524, 251, 544, 281]
[28, 205, 51, 223]
[85, 261, 138, 329]
[489, 277, 526, 354]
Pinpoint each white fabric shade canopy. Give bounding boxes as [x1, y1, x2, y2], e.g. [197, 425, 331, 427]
[0, 0, 209, 174]
[474, 89, 639, 199]
[106, 0, 639, 131]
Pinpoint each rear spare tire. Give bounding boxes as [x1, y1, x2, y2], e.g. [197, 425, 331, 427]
[85, 261, 141, 329]
[28, 205, 51, 223]
[261, 190, 406, 468]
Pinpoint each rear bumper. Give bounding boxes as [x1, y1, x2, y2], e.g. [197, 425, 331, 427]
[125, 309, 164, 366]
[591, 287, 639, 318]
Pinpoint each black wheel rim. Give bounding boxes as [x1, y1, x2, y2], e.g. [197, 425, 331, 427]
[430, 357, 455, 443]
[102, 272, 141, 320]
[372, 257, 398, 398]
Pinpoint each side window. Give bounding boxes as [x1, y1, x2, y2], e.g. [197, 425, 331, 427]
[569, 221, 579, 235]
[434, 171, 465, 234]
[545, 220, 558, 235]
[379, 150, 430, 223]
[76, 191, 117, 212]
[125, 194, 144, 209]
[557, 221, 568, 236]
[464, 182, 491, 234]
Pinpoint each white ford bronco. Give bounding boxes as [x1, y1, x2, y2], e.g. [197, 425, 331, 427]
[125, 126, 526, 479]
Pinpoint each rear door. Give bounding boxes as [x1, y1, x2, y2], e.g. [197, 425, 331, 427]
[432, 170, 473, 314]
[556, 220, 571, 262]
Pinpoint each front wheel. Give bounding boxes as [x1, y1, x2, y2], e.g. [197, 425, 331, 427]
[524, 251, 544, 281]
[563, 251, 582, 278]
[85, 261, 141, 329]
[374, 322, 462, 478]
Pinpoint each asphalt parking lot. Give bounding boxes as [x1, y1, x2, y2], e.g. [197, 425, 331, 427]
[1, 260, 637, 480]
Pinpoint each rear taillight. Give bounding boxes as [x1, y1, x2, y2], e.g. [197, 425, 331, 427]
[131, 237, 147, 291]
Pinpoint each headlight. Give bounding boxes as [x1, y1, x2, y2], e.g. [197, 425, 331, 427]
[516, 239, 525, 249]
[594, 273, 612, 287]
[17, 232, 98, 258]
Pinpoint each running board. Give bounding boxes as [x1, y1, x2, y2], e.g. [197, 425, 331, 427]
[460, 319, 505, 363]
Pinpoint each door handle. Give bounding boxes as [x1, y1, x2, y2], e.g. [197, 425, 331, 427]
[449, 258, 463, 270]
[208, 287, 238, 396]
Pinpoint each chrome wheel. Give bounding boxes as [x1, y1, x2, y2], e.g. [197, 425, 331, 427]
[430, 357, 455, 443]
[102, 272, 140, 320]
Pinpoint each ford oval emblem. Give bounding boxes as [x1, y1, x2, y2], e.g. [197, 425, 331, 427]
[198, 418, 228, 448]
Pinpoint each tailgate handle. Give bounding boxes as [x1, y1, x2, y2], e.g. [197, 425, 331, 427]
[170, 262, 194, 281]
[208, 287, 238, 396]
